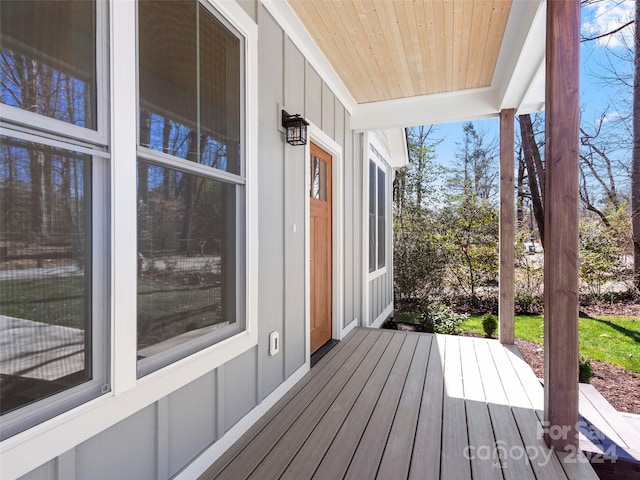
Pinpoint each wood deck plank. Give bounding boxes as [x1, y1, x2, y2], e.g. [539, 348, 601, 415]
[249, 331, 395, 479]
[577, 386, 628, 448]
[458, 337, 504, 479]
[580, 383, 640, 450]
[440, 335, 472, 479]
[376, 335, 433, 479]
[205, 329, 378, 480]
[200, 330, 598, 480]
[489, 340, 569, 480]
[475, 340, 536, 480]
[343, 334, 420, 479]
[504, 344, 600, 480]
[279, 331, 399, 480]
[199, 329, 370, 479]
[408, 334, 445, 480]
[307, 332, 408, 479]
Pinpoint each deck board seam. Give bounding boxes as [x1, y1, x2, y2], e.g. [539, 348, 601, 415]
[344, 333, 419, 478]
[276, 330, 396, 480]
[212, 330, 379, 479]
[201, 329, 371, 478]
[405, 335, 434, 479]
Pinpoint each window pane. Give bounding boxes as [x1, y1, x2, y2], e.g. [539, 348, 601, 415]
[139, 1, 242, 175]
[378, 168, 385, 269]
[0, 136, 92, 415]
[311, 156, 327, 201]
[137, 161, 238, 368]
[139, 0, 197, 160]
[369, 160, 376, 273]
[200, 4, 241, 174]
[0, 1, 97, 129]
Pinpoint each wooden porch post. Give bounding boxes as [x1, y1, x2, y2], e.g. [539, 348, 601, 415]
[544, 0, 580, 450]
[499, 108, 515, 344]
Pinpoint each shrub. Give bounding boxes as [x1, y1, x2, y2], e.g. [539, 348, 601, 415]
[481, 313, 498, 337]
[515, 292, 537, 314]
[579, 355, 594, 383]
[420, 301, 467, 336]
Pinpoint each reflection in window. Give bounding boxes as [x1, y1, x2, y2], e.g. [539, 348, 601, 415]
[369, 161, 376, 273]
[377, 169, 386, 269]
[369, 158, 386, 273]
[136, 161, 239, 371]
[138, 0, 242, 174]
[311, 156, 327, 201]
[0, 1, 97, 129]
[0, 136, 92, 414]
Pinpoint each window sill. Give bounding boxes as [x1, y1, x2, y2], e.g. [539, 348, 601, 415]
[368, 266, 387, 281]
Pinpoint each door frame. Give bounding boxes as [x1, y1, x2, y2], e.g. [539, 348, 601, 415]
[304, 122, 344, 363]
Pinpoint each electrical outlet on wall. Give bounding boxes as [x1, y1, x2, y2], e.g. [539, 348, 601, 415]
[269, 331, 280, 356]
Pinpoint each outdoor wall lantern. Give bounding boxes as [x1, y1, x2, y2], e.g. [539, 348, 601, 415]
[282, 110, 309, 146]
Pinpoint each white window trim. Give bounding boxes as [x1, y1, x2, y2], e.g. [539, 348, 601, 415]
[366, 133, 389, 281]
[0, 1, 258, 477]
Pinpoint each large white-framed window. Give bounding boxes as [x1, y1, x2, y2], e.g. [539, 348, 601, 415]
[368, 139, 388, 278]
[136, 0, 249, 376]
[0, 0, 110, 440]
[0, 0, 258, 456]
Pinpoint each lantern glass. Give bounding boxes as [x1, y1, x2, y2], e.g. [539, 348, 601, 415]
[282, 110, 309, 146]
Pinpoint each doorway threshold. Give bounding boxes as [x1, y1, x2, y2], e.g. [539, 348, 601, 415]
[311, 339, 340, 367]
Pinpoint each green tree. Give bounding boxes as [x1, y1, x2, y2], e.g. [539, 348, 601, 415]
[440, 193, 498, 302]
[393, 126, 447, 309]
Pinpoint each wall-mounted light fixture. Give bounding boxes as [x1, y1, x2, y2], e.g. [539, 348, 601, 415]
[282, 110, 309, 146]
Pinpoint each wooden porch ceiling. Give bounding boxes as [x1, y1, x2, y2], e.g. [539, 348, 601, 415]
[201, 328, 598, 480]
[264, 0, 547, 130]
[289, 0, 512, 103]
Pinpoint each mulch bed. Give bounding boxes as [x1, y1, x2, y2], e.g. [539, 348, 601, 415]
[514, 337, 640, 415]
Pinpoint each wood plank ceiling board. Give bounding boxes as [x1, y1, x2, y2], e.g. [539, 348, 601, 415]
[288, 0, 513, 104]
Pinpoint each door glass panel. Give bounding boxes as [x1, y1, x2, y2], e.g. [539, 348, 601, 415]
[0, 136, 92, 414]
[311, 156, 327, 201]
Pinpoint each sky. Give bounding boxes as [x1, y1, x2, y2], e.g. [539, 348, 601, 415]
[428, 0, 635, 169]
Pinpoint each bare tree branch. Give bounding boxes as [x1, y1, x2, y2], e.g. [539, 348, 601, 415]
[581, 20, 634, 43]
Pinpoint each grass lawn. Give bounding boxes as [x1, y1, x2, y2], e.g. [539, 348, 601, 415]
[463, 314, 640, 374]
[0, 277, 86, 329]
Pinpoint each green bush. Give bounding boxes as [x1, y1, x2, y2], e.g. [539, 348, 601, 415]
[579, 355, 594, 383]
[420, 302, 467, 335]
[481, 313, 498, 337]
[515, 292, 538, 314]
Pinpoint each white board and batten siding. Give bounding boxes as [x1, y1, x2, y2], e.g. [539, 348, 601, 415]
[12, 1, 369, 479]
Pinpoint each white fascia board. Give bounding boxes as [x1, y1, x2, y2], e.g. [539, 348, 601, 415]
[496, 0, 546, 112]
[351, 87, 499, 131]
[517, 60, 546, 115]
[385, 128, 409, 169]
[261, 0, 358, 114]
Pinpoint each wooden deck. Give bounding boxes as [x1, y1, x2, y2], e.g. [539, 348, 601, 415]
[578, 383, 640, 478]
[200, 328, 598, 480]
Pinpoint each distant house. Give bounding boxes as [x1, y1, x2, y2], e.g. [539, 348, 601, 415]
[1, 1, 583, 479]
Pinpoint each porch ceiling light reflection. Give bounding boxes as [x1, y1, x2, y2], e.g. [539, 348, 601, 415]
[282, 110, 309, 146]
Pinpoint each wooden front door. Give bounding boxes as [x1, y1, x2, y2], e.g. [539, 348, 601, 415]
[310, 142, 332, 354]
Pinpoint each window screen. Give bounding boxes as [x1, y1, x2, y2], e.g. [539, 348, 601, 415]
[137, 0, 245, 376]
